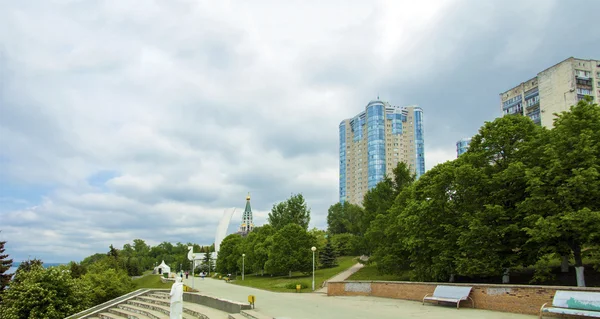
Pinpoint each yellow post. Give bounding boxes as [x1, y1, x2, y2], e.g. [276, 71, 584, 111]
[248, 295, 256, 309]
[296, 284, 301, 293]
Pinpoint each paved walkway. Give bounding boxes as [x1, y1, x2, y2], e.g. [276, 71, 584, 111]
[183, 275, 536, 319]
[315, 262, 364, 293]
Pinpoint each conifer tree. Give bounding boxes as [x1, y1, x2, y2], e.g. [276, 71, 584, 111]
[319, 240, 338, 269]
[0, 238, 14, 299]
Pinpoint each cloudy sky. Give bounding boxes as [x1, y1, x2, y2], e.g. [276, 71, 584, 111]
[1, 0, 599, 263]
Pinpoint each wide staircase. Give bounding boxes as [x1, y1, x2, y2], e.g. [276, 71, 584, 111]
[81, 290, 219, 319]
[71, 290, 273, 319]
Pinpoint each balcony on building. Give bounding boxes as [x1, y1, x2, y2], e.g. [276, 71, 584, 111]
[575, 71, 591, 80]
[576, 78, 593, 88]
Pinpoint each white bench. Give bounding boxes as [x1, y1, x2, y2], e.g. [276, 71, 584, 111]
[540, 290, 600, 318]
[422, 285, 474, 309]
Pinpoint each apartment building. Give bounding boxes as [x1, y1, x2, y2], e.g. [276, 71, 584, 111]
[339, 99, 424, 205]
[500, 57, 600, 127]
[456, 137, 471, 157]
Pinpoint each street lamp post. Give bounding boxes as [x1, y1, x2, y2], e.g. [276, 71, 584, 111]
[242, 253, 246, 281]
[311, 246, 317, 291]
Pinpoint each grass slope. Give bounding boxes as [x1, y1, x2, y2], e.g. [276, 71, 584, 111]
[227, 256, 357, 292]
[133, 274, 173, 289]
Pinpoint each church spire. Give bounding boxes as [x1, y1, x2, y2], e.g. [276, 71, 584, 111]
[238, 192, 254, 236]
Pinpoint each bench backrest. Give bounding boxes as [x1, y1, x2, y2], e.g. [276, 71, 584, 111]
[552, 291, 600, 311]
[432, 285, 472, 300]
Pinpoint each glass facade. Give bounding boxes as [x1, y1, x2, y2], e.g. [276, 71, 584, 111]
[339, 122, 347, 202]
[456, 137, 471, 157]
[413, 108, 425, 178]
[387, 113, 405, 135]
[350, 115, 364, 141]
[367, 101, 386, 189]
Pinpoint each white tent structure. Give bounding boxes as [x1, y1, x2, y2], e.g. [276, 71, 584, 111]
[154, 260, 171, 275]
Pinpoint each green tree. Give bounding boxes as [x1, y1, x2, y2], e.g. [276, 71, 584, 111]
[396, 161, 463, 281]
[362, 162, 415, 252]
[309, 227, 328, 251]
[319, 241, 338, 269]
[0, 238, 12, 300]
[107, 244, 119, 259]
[82, 259, 135, 305]
[366, 184, 414, 276]
[81, 253, 106, 267]
[1, 264, 92, 319]
[522, 97, 600, 286]
[251, 225, 275, 275]
[265, 223, 316, 276]
[361, 177, 395, 236]
[68, 261, 87, 279]
[268, 193, 311, 230]
[14, 258, 44, 282]
[215, 234, 242, 275]
[330, 233, 362, 256]
[133, 239, 150, 256]
[326, 202, 363, 235]
[454, 115, 543, 281]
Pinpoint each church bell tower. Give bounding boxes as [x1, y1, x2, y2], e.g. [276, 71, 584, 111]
[237, 193, 254, 236]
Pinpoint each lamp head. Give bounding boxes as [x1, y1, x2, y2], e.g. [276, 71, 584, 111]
[242, 253, 246, 257]
[311, 246, 317, 252]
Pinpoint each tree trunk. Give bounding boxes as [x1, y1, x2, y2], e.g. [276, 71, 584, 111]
[573, 244, 586, 287]
[449, 274, 455, 283]
[289, 270, 292, 278]
[561, 255, 569, 273]
[502, 268, 510, 284]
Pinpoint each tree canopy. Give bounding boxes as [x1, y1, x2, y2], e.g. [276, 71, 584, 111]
[268, 193, 311, 230]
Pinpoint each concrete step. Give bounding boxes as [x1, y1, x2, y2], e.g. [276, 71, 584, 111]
[228, 314, 246, 319]
[126, 299, 171, 317]
[124, 299, 210, 319]
[184, 301, 231, 318]
[108, 307, 147, 318]
[117, 303, 167, 319]
[97, 312, 120, 319]
[136, 296, 170, 307]
[240, 309, 273, 319]
[146, 293, 169, 300]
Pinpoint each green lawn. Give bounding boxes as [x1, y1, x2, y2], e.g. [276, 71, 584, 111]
[347, 263, 410, 281]
[225, 256, 358, 293]
[133, 274, 173, 289]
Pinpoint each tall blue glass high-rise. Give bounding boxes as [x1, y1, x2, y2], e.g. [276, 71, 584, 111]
[339, 99, 425, 205]
[456, 138, 471, 157]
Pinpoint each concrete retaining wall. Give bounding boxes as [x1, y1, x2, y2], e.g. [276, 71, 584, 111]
[183, 292, 251, 313]
[327, 281, 600, 315]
